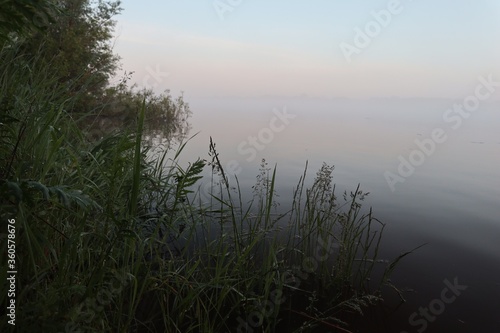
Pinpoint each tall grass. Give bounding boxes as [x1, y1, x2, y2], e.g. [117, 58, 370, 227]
[0, 44, 409, 333]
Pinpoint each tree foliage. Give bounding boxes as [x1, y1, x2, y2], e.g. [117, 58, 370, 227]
[0, 0, 60, 43]
[1, 0, 191, 140]
[14, 0, 122, 112]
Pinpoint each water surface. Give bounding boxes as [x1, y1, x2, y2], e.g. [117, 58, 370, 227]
[173, 96, 500, 332]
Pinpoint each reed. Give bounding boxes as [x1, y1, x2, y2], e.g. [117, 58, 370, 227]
[0, 44, 411, 333]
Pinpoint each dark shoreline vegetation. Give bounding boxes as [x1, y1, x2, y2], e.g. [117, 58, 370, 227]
[1, 1, 415, 332]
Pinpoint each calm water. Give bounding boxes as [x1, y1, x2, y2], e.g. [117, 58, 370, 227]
[172, 96, 500, 332]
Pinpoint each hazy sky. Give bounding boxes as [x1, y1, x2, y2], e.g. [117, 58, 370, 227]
[112, 1, 500, 99]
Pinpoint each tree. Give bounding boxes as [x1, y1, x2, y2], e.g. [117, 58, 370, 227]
[17, 0, 123, 113]
[0, 0, 59, 43]
[2, 0, 192, 141]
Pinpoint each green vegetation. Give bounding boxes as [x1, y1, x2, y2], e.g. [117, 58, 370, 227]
[0, 0, 60, 42]
[1, 1, 409, 332]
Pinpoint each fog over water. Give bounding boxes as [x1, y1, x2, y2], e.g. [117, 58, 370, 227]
[114, 1, 500, 329]
[170, 95, 500, 332]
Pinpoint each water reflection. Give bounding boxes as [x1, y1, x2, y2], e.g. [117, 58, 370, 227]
[82, 90, 192, 147]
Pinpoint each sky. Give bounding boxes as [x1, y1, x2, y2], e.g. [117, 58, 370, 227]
[112, 0, 500, 100]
